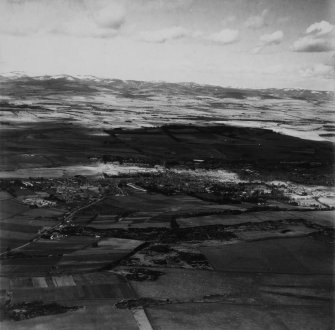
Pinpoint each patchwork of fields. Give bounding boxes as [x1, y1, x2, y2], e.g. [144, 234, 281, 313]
[0, 76, 334, 329]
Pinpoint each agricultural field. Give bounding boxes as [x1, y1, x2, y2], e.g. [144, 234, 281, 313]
[0, 76, 334, 329]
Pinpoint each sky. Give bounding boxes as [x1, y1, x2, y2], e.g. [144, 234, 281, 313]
[0, 0, 334, 90]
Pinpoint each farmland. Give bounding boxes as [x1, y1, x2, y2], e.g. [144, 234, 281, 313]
[0, 76, 334, 329]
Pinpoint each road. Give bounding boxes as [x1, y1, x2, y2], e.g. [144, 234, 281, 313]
[0, 195, 106, 258]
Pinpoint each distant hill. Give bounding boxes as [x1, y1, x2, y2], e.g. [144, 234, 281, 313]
[0, 74, 333, 103]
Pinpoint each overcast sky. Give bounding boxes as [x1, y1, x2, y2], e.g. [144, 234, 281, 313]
[0, 0, 334, 90]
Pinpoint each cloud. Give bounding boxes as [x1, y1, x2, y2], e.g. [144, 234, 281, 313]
[221, 16, 236, 26]
[207, 29, 239, 45]
[299, 63, 334, 79]
[292, 21, 334, 52]
[306, 20, 334, 37]
[138, 26, 188, 43]
[260, 30, 284, 45]
[93, 3, 125, 30]
[245, 9, 268, 29]
[277, 16, 290, 24]
[52, 19, 120, 39]
[0, 0, 126, 38]
[0, 0, 55, 36]
[253, 30, 284, 54]
[129, 0, 194, 12]
[292, 37, 333, 52]
[137, 26, 239, 46]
